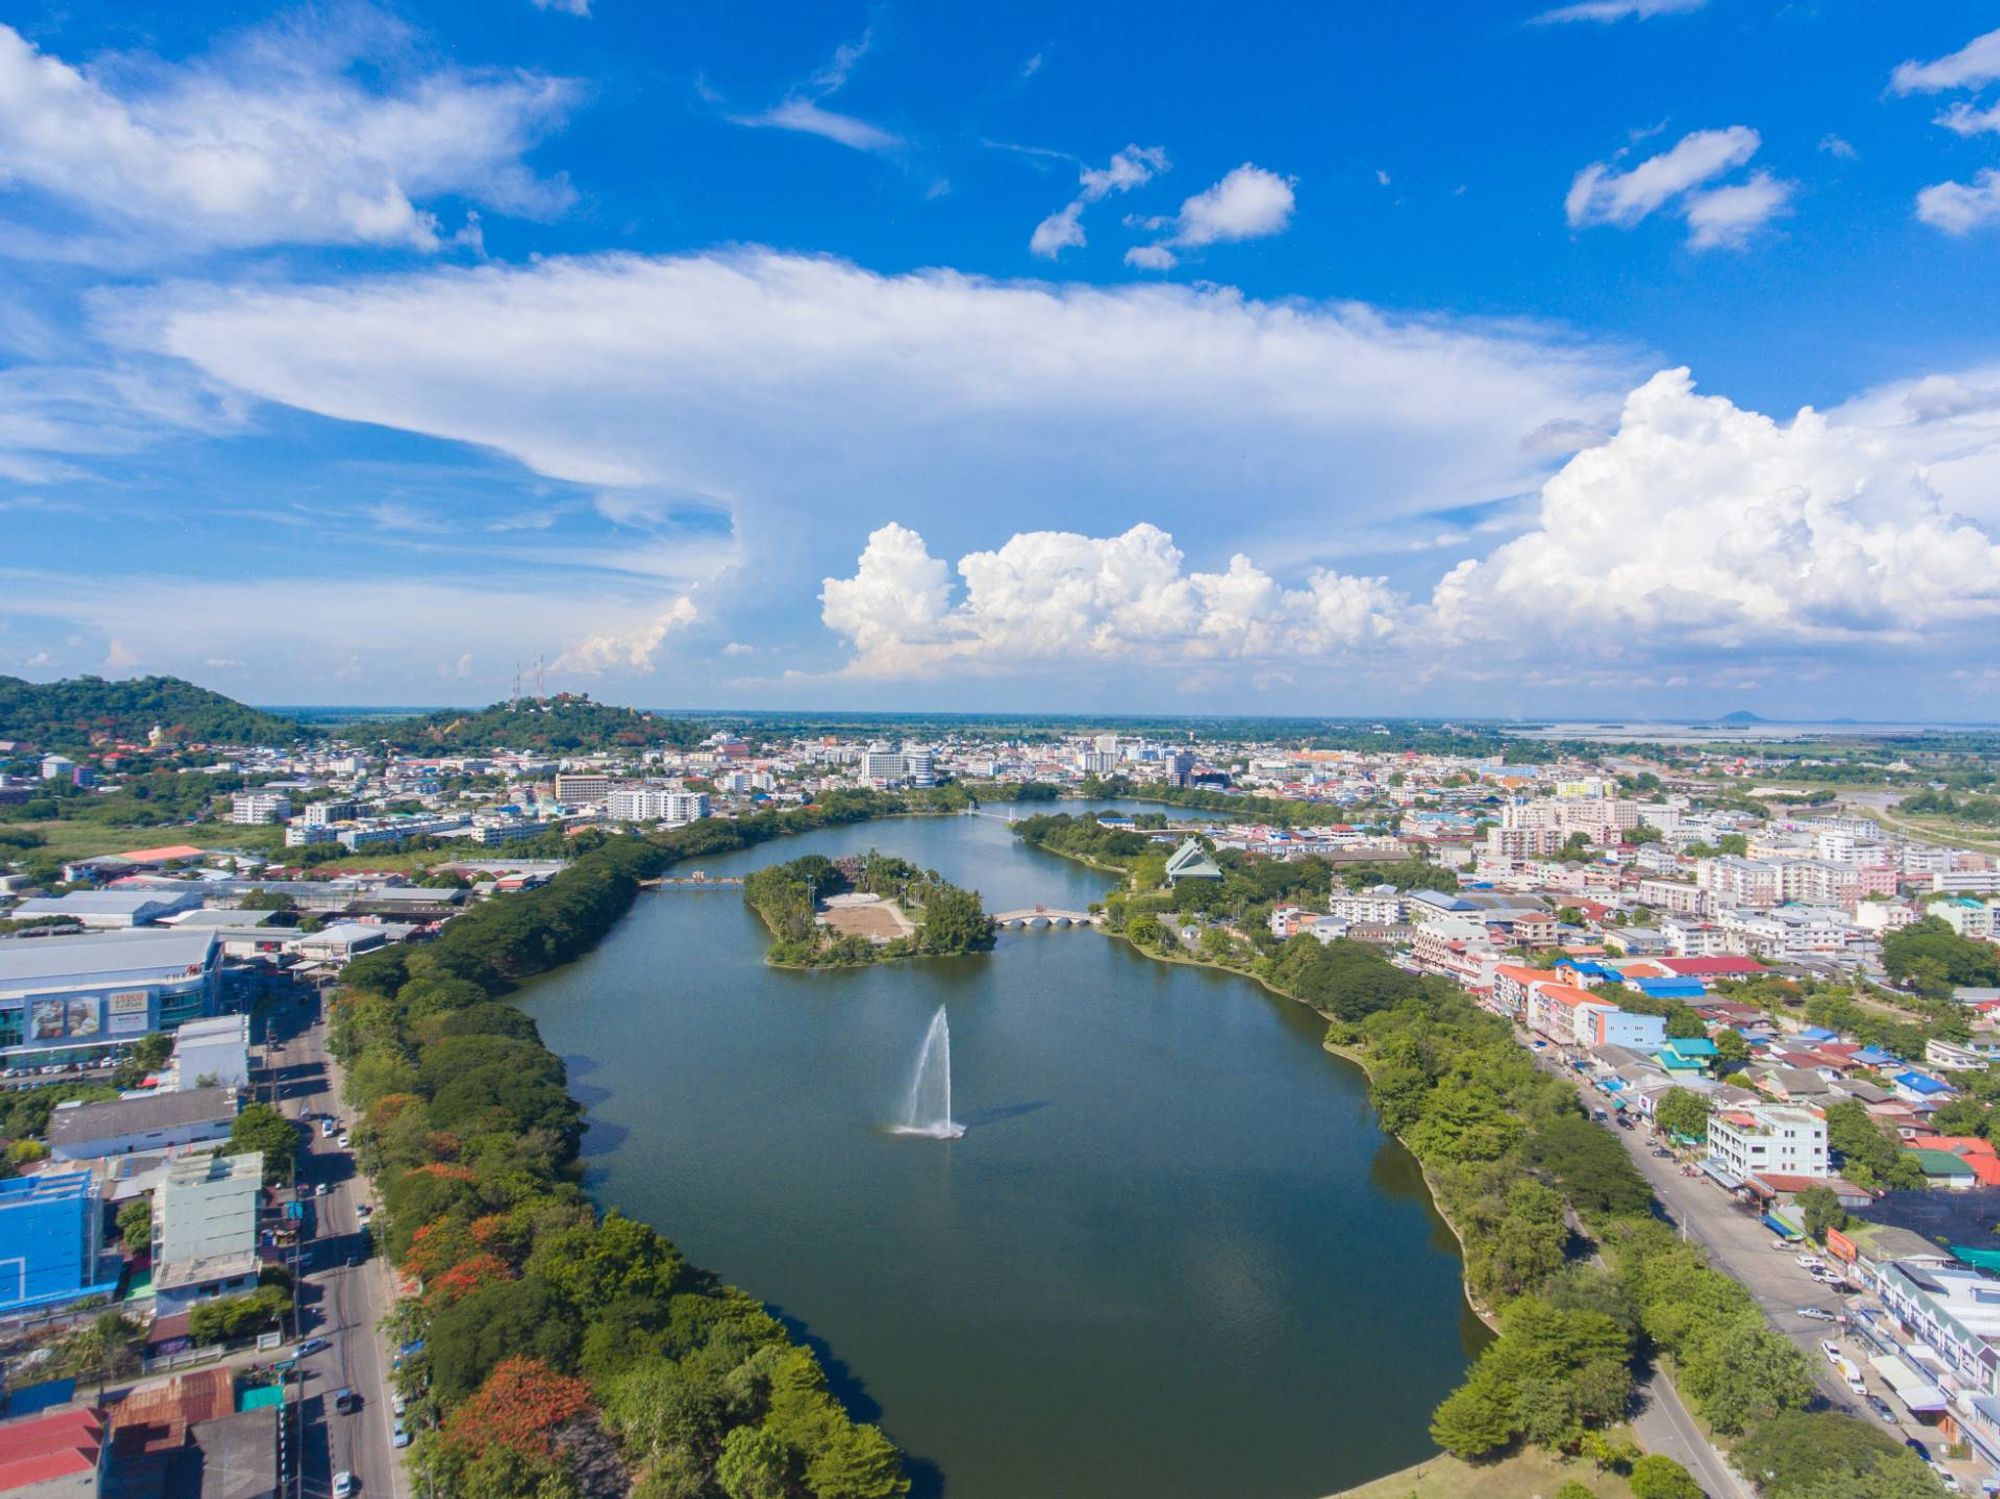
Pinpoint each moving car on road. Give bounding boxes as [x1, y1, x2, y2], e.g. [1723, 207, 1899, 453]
[334, 1474, 356, 1498]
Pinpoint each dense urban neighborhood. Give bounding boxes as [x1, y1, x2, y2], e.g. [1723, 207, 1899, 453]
[4, 681, 2000, 1495]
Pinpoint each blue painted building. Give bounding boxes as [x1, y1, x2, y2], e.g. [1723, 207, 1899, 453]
[0, 1172, 119, 1316]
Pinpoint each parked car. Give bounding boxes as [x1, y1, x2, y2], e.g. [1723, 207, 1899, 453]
[1796, 1255, 1826, 1271]
[1906, 1438, 1932, 1463]
[297, 1337, 330, 1356]
[1867, 1394, 1898, 1425]
[1935, 1466, 1962, 1492]
[333, 1474, 356, 1498]
[391, 1392, 407, 1418]
[1796, 1307, 1838, 1322]
[1652, 1147, 1674, 1158]
[392, 1422, 411, 1449]
[320, 1118, 335, 1137]
[337, 1133, 351, 1149]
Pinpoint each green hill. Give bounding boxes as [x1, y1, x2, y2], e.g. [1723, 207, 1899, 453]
[372, 695, 708, 753]
[0, 675, 310, 749]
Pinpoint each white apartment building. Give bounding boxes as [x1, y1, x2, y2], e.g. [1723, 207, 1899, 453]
[304, 799, 360, 826]
[1636, 878, 1706, 916]
[1328, 891, 1406, 924]
[606, 788, 710, 825]
[1697, 855, 1782, 910]
[1661, 917, 1727, 957]
[903, 746, 937, 787]
[1708, 1104, 1829, 1181]
[860, 746, 905, 782]
[230, 790, 292, 825]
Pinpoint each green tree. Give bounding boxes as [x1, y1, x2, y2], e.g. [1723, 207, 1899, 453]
[1429, 1372, 1518, 1459]
[227, 1103, 299, 1183]
[1653, 1088, 1710, 1142]
[1734, 1410, 1947, 1497]
[1795, 1185, 1847, 1243]
[1713, 1028, 1752, 1065]
[1627, 1453, 1704, 1499]
[1678, 1321, 1815, 1435]
[117, 1196, 152, 1252]
[715, 1425, 790, 1499]
[1554, 1483, 1595, 1499]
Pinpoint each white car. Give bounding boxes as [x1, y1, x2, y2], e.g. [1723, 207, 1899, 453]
[337, 1134, 350, 1149]
[1821, 1340, 1843, 1362]
[1796, 1255, 1826, 1271]
[333, 1474, 356, 1498]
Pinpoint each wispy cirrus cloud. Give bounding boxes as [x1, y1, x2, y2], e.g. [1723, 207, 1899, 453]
[1531, 0, 1704, 24]
[730, 30, 901, 154]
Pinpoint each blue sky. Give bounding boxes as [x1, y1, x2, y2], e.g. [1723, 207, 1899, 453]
[5, 0, 2000, 718]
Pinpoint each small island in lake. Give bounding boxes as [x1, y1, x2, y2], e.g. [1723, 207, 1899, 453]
[744, 850, 997, 967]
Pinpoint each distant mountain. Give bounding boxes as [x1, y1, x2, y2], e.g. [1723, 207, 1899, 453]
[0, 675, 311, 749]
[1714, 710, 1766, 725]
[372, 695, 708, 753]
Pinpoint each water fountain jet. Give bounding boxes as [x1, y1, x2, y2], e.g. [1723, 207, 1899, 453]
[892, 1005, 964, 1139]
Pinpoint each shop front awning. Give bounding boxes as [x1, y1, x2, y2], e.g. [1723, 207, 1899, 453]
[1871, 1351, 1950, 1413]
[1701, 1159, 1744, 1191]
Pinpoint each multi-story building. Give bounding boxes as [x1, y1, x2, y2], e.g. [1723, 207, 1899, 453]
[230, 790, 291, 825]
[304, 799, 360, 826]
[0, 1171, 119, 1315]
[0, 929, 222, 1063]
[1328, 891, 1406, 924]
[153, 1151, 263, 1314]
[553, 773, 613, 804]
[1707, 1104, 1829, 1180]
[605, 788, 709, 825]
[1697, 855, 1783, 910]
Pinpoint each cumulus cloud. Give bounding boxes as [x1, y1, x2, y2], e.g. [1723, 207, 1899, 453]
[1029, 144, 1168, 258]
[1684, 172, 1795, 249]
[1939, 101, 2000, 136]
[1566, 127, 1789, 249]
[0, 17, 574, 256]
[731, 31, 901, 154]
[1431, 368, 2000, 648]
[1532, 0, 1704, 22]
[1126, 163, 1296, 270]
[821, 523, 1400, 676]
[555, 595, 699, 673]
[1916, 170, 2000, 234]
[1566, 127, 1757, 226]
[1891, 27, 2000, 95]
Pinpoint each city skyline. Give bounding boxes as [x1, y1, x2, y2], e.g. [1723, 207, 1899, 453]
[5, 1, 2000, 715]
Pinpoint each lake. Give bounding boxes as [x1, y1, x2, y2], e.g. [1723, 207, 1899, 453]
[522, 804, 1486, 1498]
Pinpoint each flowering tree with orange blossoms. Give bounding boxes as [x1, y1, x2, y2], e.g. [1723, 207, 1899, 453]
[439, 1356, 593, 1461]
[430, 1252, 512, 1307]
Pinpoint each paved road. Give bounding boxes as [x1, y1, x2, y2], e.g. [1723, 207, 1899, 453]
[261, 992, 409, 1499]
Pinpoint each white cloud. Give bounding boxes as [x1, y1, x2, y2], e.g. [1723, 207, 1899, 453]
[1431, 368, 2000, 648]
[821, 523, 1400, 676]
[731, 30, 901, 154]
[1818, 134, 1857, 160]
[0, 571, 703, 690]
[1684, 172, 1794, 248]
[1891, 27, 2000, 94]
[554, 595, 699, 674]
[115, 248, 1624, 568]
[1532, 0, 1704, 22]
[1565, 126, 1760, 228]
[1029, 200, 1087, 258]
[1029, 145, 1168, 259]
[532, 0, 591, 14]
[1916, 169, 2000, 234]
[1939, 101, 2000, 136]
[722, 641, 757, 657]
[0, 18, 575, 256]
[1128, 163, 1296, 269]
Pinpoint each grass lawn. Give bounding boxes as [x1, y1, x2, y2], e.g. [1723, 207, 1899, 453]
[5, 818, 277, 863]
[1329, 1450, 1633, 1499]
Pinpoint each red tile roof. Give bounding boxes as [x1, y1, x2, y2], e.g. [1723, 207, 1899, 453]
[0, 1407, 104, 1490]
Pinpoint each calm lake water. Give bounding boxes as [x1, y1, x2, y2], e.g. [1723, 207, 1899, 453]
[522, 805, 1486, 1498]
